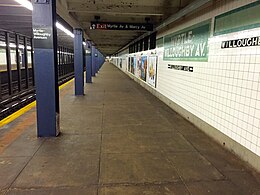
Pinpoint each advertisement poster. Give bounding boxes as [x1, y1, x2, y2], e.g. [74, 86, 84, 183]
[129, 57, 136, 74]
[128, 57, 131, 72]
[133, 57, 136, 75]
[147, 56, 157, 87]
[120, 58, 122, 68]
[136, 56, 142, 78]
[141, 56, 148, 81]
[163, 21, 210, 61]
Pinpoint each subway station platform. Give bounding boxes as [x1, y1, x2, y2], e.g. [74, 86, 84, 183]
[0, 62, 260, 195]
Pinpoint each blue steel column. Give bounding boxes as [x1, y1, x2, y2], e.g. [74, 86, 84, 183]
[74, 29, 84, 95]
[95, 48, 99, 74]
[86, 41, 92, 83]
[96, 50, 99, 72]
[32, 0, 59, 137]
[91, 45, 96, 76]
[98, 51, 101, 71]
[100, 53, 103, 68]
[99, 53, 102, 69]
[100, 54, 103, 68]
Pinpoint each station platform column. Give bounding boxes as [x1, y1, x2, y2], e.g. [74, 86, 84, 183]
[73, 29, 84, 96]
[91, 45, 96, 76]
[32, 0, 59, 137]
[86, 41, 92, 83]
[95, 48, 99, 74]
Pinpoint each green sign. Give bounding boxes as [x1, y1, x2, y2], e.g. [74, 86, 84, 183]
[163, 22, 210, 61]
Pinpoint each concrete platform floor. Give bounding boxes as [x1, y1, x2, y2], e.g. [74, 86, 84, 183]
[0, 62, 260, 195]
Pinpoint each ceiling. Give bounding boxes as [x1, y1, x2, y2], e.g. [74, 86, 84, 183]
[0, 0, 31, 36]
[0, 0, 196, 55]
[66, 0, 194, 55]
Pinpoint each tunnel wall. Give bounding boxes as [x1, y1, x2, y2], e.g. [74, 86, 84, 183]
[111, 0, 260, 171]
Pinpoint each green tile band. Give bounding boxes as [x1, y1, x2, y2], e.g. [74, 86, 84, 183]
[214, 1, 260, 36]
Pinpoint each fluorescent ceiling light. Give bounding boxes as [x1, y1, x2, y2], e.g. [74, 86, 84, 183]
[14, 0, 74, 39]
[56, 22, 74, 38]
[15, 0, 79, 42]
[15, 0, 33, 11]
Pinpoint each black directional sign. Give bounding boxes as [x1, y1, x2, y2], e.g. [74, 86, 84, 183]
[90, 22, 153, 31]
[168, 64, 193, 72]
[34, 0, 50, 4]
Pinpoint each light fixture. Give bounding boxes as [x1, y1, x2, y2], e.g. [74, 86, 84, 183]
[14, 0, 74, 39]
[15, 0, 33, 11]
[83, 42, 86, 46]
[56, 22, 74, 38]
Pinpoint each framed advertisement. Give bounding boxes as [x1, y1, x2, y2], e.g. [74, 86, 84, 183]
[141, 56, 148, 81]
[147, 56, 157, 87]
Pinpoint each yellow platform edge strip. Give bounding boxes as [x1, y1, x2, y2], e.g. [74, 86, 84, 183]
[0, 78, 74, 128]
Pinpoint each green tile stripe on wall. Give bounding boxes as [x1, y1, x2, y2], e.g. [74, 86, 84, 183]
[214, 1, 260, 36]
[156, 37, 163, 48]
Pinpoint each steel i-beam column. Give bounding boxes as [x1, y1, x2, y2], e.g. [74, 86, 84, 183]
[95, 48, 98, 74]
[86, 41, 92, 83]
[74, 29, 84, 96]
[96, 50, 99, 72]
[32, 0, 59, 137]
[97, 51, 101, 71]
[91, 45, 96, 76]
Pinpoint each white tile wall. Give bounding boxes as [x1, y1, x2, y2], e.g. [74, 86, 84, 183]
[205, 28, 260, 155]
[115, 0, 260, 156]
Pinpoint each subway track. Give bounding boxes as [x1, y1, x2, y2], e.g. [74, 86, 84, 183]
[0, 72, 74, 121]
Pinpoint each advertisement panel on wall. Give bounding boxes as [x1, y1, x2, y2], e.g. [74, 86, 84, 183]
[133, 57, 136, 75]
[120, 58, 122, 68]
[136, 56, 141, 78]
[128, 57, 131, 72]
[128, 54, 157, 88]
[141, 56, 148, 81]
[129, 56, 136, 74]
[147, 56, 157, 87]
[163, 21, 210, 61]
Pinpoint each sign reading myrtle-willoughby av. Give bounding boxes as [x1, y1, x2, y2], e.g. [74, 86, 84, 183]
[33, 27, 53, 49]
[90, 22, 153, 31]
[221, 36, 260, 48]
[164, 21, 210, 61]
[168, 64, 193, 72]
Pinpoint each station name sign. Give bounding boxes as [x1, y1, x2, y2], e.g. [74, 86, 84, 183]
[90, 22, 153, 31]
[163, 22, 210, 61]
[33, 27, 53, 49]
[221, 36, 260, 49]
